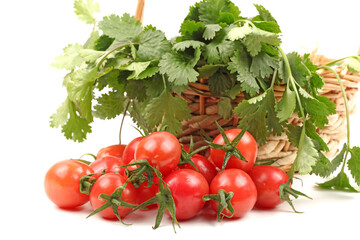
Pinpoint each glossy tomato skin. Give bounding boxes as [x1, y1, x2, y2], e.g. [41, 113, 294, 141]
[122, 137, 143, 164]
[248, 165, 289, 209]
[44, 160, 93, 209]
[179, 154, 218, 185]
[89, 173, 136, 219]
[135, 131, 181, 176]
[89, 156, 125, 179]
[134, 179, 159, 209]
[210, 129, 257, 172]
[209, 169, 257, 218]
[164, 169, 209, 220]
[96, 144, 127, 159]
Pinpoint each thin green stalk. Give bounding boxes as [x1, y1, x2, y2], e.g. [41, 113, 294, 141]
[97, 42, 139, 70]
[318, 65, 351, 172]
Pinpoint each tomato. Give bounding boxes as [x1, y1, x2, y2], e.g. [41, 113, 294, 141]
[44, 160, 93, 209]
[134, 179, 159, 209]
[96, 144, 127, 159]
[135, 131, 181, 176]
[248, 165, 289, 209]
[210, 129, 257, 172]
[89, 173, 136, 219]
[164, 169, 209, 220]
[122, 137, 143, 164]
[89, 156, 125, 179]
[209, 169, 257, 218]
[179, 154, 218, 185]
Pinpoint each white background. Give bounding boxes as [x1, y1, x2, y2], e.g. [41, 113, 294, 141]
[1, 0, 359, 239]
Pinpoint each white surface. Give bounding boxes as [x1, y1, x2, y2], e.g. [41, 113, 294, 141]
[1, 0, 359, 239]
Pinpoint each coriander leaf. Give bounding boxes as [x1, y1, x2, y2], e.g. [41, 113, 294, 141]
[312, 143, 347, 177]
[233, 88, 283, 145]
[343, 56, 360, 74]
[305, 120, 329, 152]
[137, 67, 159, 80]
[276, 87, 296, 122]
[93, 91, 125, 119]
[144, 74, 165, 98]
[280, 52, 308, 85]
[198, 0, 240, 24]
[184, 2, 201, 22]
[179, 20, 205, 37]
[228, 49, 259, 96]
[208, 71, 233, 95]
[74, 0, 100, 25]
[244, 27, 281, 56]
[137, 29, 171, 61]
[203, 28, 235, 64]
[96, 69, 126, 91]
[218, 97, 232, 119]
[80, 84, 93, 122]
[94, 35, 115, 51]
[250, 52, 278, 79]
[51, 43, 83, 71]
[253, 4, 278, 23]
[173, 40, 205, 51]
[122, 61, 151, 79]
[348, 146, 360, 186]
[203, 24, 222, 40]
[198, 64, 222, 78]
[227, 23, 252, 41]
[125, 80, 147, 102]
[98, 13, 142, 43]
[302, 53, 324, 92]
[56, 98, 92, 142]
[159, 48, 200, 86]
[65, 67, 97, 102]
[84, 30, 100, 49]
[145, 91, 191, 135]
[292, 127, 318, 175]
[78, 49, 105, 63]
[317, 171, 358, 192]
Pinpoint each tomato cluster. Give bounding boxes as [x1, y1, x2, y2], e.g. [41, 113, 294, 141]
[44, 128, 292, 230]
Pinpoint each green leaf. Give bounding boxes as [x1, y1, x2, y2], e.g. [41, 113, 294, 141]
[233, 88, 283, 145]
[227, 23, 252, 41]
[317, 171, 358, 192]
[137, 29, 171, 61]
[173, 40, 205, 51]
[277, 87, 296, 122]
[78, 49, 105, 63]
[203, 28, 235, 64]
[159, 48, 200, 86]
[51, 43, 83, 71]
[343, 56, 360, 74]
[228, 49, 259, 96]
[244, 27, 281, 56]
[253, 4, 278, 23]
[203, 24, 222, 40]
[74, 0, 100, 25]
[98, 13, 142, 43]
[198, 0, 240, 24]
[65, 67, 97, 102]
[348, 146, 360, 186]
[208, 71, 233, 95]
[250, 52, 278, 79]
[122, 61, 151, 80]
[312, 143, 347, 178]
[145, 91, 191, 135]
[218, 97, 232, 119]
[50, 98, 72, 128]
[197, 64, 225, 78]
[94, 35, 115, 51]
[179, 20, 205, 37]
[93, 91, 125, 120]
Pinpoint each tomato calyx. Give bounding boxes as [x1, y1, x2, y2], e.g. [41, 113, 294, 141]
[178, 137, 208, 171]
[206, 121, 247, 171]
[80, 171, 105, 195]
[202, 189, 235, 222]
[279, 178, 312, 213]
[122, 159, 157, 188]
[87, 178, 139, 225]
[128, 178, 180, 232]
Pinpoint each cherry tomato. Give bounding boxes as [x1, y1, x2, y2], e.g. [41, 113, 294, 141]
[89, 173, 136, 219]
[209, 168, 257, 218]
[122, 137, 143, 164]
[89, 156, 125, 179]
[248, 165, 289, 209]
[210, 129, 257, 172]
[164, 169, 209, 220]
[96, 144, 127, 159]
[179, 154, 218, 185]
[134, 179, 159, 209]
[135, 131, 181, 176]
[44, 160, 93, 209]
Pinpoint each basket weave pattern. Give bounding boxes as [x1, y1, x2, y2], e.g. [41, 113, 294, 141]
[177, 53, 360, 172]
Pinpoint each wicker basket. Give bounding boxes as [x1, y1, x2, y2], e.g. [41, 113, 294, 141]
[135, 0, 360, 172]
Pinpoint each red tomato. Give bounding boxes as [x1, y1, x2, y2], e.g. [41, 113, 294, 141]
[134, 179, 159, 209]
[122, 137, 143, 164]
[248, 165, 289, 209]
[209, 169, 257, 218]
[96, 144, 127, 159]
[44, 160, 93, 209]
[210, 129, 257, 172]
[89, 173, 136, 219]
[89, 156, 125, 179]
[164, 169, 209, 220]
[179, 154, 218, 185]
[135, 131, 181, 176]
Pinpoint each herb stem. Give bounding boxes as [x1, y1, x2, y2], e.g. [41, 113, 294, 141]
[270, 68, 277, 89]
[97, 42, 139, 70]
[119, 99, 131, 144]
